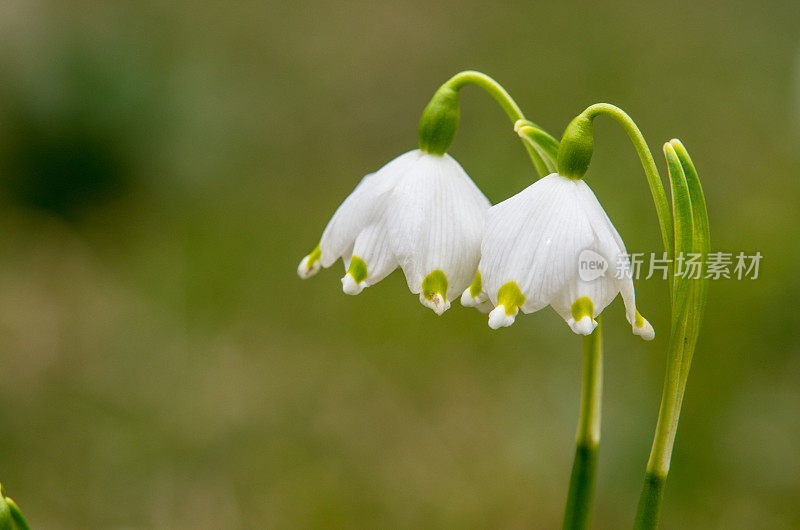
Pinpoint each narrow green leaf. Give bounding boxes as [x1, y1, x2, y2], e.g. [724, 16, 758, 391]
[517, 122, 559, 175]
[664, 143, 694, 333]
[669, 139, 710, 410]
[524, 141, 552, 178]
[670, 139, 710, 318]
[636, 141, 710, 530]
[521, 125, 559, 164]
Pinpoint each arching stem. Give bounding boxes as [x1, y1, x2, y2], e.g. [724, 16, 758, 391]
[430, 71, 559, 176]
[580, 104, 673, 259]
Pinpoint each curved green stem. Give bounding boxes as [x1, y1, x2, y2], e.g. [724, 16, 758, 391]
[562, 317, 603, 530]
[447, 71, 557, 175]
[581, 104, 673, 259]
[446, 71, 526, 123]
[433, 71, 559, 176]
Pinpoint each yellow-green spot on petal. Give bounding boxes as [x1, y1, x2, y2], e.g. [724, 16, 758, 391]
[497, 281, 525, 316]
[307, 244, 322, 267]
[468, 270, 482, 298]
[422, 270, 448, 301]
[571, 296, 594, 320]
[347, 256, 368, 283]
[635, 310, 645, 328]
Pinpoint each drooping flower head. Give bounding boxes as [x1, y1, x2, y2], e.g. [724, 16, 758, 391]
[464, 173, 654, 339]
[298, 149, 490, 314]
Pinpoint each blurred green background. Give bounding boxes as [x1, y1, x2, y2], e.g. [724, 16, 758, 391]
[1, 0, 798, 528]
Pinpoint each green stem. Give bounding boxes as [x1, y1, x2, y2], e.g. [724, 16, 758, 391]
[581, 104, 673, 259]
[634, 471, 666, 530]
[446, 71, 526, 123]
[443, 71, 558, 176]
[633, 311, 689, 530]
[562, 317, 603, 530]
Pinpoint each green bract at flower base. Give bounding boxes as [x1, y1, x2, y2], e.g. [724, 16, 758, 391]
[0, 484, 30, 530]
[557, 113, 595, 181]
[417, 84, 460, 156]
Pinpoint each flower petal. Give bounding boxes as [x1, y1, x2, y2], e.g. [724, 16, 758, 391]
[480, 174, 594, 313]
[550, 270, 617, 335]
[340, 222, 396, 295]
[418, 269, 451, 315]
[319, 150, 421, 267]
[385, 153, 490, 306]
[576, 180, 654, 340]
[297, 245, 322, 279]
[487, 281, 526, 329]
[488, 304, 517, 329]
[460, 271, 493, 313]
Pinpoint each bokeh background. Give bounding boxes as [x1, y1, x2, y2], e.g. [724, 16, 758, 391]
[1, 0, 798, 528]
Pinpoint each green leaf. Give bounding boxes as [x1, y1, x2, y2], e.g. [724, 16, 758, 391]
[669, 139, 710, 409]
[664, 143, 694, 333]
[635, 140, 710, 530]
[516, 121, 559, 174]
[670, 139, 710, 321]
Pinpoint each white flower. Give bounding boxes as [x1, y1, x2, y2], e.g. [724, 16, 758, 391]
[466, 173, 654, 339]
[297, 149, 491, 315]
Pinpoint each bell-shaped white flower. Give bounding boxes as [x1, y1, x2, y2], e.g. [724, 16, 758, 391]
[467, 173, 654, 339]
[297, 149, 491, 315]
